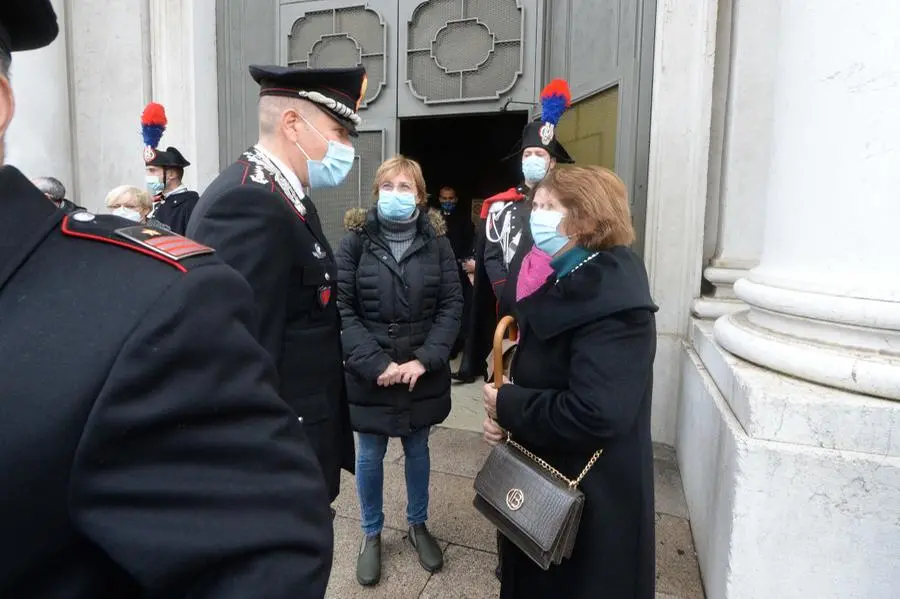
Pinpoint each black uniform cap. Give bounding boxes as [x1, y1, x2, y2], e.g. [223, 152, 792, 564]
[145, 146, 191, 169]
[0, 0, 59, 54]
[249, 65, 367, 137]
[518, 120, 574, 164]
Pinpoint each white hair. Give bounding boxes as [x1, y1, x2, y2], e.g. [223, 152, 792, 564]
[105, 185, 152, 212]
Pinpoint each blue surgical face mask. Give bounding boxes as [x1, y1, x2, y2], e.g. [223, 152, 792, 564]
[146, 175, 164, 196]
[530, 209, 570, 256]
[378, 190, 417, 220]
[295, 115, 355, 189]
[441, 201, 455, 213]
[522, 155, 549, 183]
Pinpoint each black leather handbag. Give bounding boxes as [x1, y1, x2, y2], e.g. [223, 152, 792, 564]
[473, 316, 602, 570]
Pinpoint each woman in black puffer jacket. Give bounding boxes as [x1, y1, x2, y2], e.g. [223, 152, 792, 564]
[336, 155, 463, 587]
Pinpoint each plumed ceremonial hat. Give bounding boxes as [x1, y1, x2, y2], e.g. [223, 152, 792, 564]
[140, 102, 191, 168]
[515, 79, 575, 164]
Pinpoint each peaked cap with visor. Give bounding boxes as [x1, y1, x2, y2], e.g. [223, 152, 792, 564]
[249, 64, 367, 137]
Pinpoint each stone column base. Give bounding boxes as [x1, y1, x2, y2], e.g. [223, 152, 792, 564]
[692, 266, 750, 320]
[678, 320, 900, 599]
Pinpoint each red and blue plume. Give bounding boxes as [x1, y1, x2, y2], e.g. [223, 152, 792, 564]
[141, 102, 167, 149]
[540, 79, 571, 126]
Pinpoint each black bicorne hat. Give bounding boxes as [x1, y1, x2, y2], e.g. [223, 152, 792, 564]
[519, 120, 574, 164]
[249, 65, 367, 137]
[0, 0, 59, 54]
[506, 79, 575, 164]
[146, 147, 191, 169]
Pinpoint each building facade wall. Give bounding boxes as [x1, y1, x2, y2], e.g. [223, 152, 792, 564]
[6, 0, 218, 213]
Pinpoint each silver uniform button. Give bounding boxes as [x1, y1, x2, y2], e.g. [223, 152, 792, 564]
[72, 211, 95, 222]
[325, 272, 331, 281]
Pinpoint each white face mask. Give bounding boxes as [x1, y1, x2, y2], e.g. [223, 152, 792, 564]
[113, 207, 143, 222]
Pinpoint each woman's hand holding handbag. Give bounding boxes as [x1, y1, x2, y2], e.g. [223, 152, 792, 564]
[472, 315, 602, 571]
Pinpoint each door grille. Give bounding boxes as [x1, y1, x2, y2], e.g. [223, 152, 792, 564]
[406, 0, 524, 104]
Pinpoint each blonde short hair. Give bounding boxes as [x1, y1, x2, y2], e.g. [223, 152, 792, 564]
[105, 185, 153, 213]
[371, 155, 427, 205]
[537, 165, 635, 249]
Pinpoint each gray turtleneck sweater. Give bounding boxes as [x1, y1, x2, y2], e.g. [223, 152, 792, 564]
[378, 209, 419, 262]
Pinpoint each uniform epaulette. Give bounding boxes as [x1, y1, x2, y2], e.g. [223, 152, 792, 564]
[61, 212, 215, 272]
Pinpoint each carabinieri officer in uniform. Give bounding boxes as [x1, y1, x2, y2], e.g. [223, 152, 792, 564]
[188, 65, 365, 505]
[0, 2, 334, 597]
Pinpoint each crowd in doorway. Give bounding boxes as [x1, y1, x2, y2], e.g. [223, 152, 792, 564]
[3, 3, 658, 597]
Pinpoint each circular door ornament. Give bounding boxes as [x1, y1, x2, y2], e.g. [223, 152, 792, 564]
[406, 0, 524, 104]
[287, 6, 387, 109]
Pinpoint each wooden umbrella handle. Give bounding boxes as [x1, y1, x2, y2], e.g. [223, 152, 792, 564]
[493, 315, 518, 387]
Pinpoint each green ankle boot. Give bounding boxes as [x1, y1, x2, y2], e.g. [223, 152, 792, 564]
[356, 533, 382, 586]
[408, 524, 444, 573]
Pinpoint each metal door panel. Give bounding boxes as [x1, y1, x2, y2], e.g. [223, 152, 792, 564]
[278, 1, 398, 246]
[279, 0, 398, 122]
[398, 0, 542, 118]
[216, 0, 278, 168]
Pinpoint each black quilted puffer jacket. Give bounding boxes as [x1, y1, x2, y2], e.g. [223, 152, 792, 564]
[336, 207, 463, 436]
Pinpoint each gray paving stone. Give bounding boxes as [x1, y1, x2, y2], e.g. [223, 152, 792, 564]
[655, 513, 704, 598]
[654, 454, 689, 519]
[446, 381, 486, 433]
[419, 544, 500, 599]
[428, 426, 491, 479]
[326, 515, 436, 599]
[333, 462, 497, 554]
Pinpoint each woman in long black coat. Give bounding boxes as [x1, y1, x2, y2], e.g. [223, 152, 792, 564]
[482, 165, 658, 599]
[336, 156, 463, 587]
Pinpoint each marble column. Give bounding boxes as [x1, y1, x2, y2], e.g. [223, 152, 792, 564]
[694, 0, 776, 320]
[149, 0, 220, 193]
[5, 0, 74, 190]
[714, 0, 900, 400]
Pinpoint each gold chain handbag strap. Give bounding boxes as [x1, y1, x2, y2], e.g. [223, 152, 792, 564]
[506, 433, 602, 489]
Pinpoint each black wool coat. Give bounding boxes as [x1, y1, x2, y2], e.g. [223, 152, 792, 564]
[337, 207, 463, 437]
[457, 222, 497, 380]
[187, 154, 355, 501]
[495, 246, 658, 599]
[0, 166, 333, 598]
[153, 189, 199, 236]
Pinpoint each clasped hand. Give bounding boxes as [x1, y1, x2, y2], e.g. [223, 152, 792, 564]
[377, 360, 426, 391]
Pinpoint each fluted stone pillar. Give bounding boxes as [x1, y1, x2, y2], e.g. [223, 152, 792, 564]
[714, 0, 900, 400]
[694, 0, 778, 320]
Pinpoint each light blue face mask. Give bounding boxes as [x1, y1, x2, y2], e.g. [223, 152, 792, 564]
[522, 155, 549, 183]
[146, 175, 164, 196]
[377, 189, 417, 220]
[530, 209, 570, 256]
[295, 115, 356, 189]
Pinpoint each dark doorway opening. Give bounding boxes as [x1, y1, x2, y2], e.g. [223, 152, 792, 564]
[399, 112, 528, 220]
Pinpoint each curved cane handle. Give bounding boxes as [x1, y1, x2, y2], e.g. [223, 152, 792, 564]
[493, 315, 518, 388]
